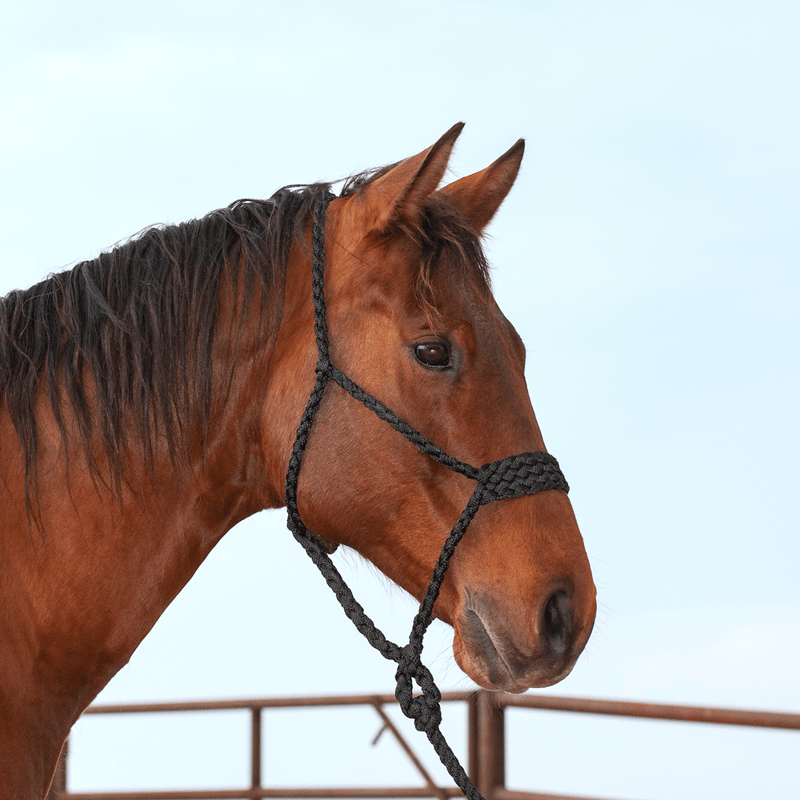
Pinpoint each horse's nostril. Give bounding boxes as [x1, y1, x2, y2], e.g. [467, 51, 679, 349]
[543, 589, 571, 653]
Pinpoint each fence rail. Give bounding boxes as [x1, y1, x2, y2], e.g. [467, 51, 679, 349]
[48, 691, 800, 800]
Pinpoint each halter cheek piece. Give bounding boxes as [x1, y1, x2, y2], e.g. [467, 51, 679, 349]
[285, 192, 569, 800]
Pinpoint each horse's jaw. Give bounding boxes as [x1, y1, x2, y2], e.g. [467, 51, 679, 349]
[451, 587, 596, 693]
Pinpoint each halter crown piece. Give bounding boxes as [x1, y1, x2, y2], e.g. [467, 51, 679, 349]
[285, 193, 570, 800]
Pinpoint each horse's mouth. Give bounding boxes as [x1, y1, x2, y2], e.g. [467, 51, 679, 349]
[452, 593, 586, 693]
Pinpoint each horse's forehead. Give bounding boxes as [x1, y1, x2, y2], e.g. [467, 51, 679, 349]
[373, 243, 492, 325]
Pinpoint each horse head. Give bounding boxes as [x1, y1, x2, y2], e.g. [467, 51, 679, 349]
[264, 124, 596, 692]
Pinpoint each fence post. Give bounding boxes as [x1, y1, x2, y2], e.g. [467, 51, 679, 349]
[251, 706, 262, 790]
[45, 738, 68, 800]
[467, 691, 505, 800]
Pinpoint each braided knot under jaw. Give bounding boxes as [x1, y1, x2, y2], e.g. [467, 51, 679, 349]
[395, 646, 443, 734]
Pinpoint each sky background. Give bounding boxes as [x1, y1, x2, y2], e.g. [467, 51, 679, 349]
[2, 2, 799, 799]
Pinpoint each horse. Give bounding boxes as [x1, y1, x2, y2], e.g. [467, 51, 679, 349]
[0, 123, 596, 799]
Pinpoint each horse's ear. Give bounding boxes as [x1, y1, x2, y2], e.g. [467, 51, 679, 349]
[357, 122, 465, 231]
[438, 139, 525, 233]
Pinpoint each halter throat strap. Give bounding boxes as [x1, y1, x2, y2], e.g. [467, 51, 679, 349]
[284, 191, 569, 800]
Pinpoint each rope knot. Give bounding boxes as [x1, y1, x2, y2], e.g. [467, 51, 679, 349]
[395, 646, 442, 733]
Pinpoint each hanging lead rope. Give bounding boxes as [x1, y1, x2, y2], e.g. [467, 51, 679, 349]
[285, 191, 569, 800]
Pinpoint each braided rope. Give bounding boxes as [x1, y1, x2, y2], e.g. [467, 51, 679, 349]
[284, 192, 569, 800]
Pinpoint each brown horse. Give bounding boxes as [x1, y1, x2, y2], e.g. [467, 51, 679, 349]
[0, 123, 595, 799]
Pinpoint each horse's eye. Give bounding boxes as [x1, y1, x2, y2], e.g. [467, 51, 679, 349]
[414, 342, 450, 368]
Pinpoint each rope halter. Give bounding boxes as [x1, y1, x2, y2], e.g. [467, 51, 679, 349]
[285, 192, 569, 800]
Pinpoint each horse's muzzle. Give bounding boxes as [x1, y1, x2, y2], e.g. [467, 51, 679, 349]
[454, 587, 594, 692]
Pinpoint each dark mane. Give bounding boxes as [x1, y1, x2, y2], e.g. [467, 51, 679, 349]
[0, 182, 330, 502]
[0, 168, 491, 505]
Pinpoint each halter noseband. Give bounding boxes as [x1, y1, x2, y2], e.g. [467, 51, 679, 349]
[285, 192, 569, 800]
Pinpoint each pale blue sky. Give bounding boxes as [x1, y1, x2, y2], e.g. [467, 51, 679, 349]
[1, 2, 799, 798]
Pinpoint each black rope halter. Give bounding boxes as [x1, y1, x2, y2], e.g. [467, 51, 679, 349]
[285, 192, 569, 800]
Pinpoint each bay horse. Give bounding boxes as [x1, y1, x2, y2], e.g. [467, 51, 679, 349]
[0, 123, 595, 799]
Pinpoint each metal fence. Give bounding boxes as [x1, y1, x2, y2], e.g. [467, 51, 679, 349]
[47, 691, 800, 800]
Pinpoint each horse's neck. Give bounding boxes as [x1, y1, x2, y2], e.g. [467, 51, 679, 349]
[0, 346, 277, 798]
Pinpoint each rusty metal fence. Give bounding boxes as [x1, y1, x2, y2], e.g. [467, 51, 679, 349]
[48, 691, 800, 800]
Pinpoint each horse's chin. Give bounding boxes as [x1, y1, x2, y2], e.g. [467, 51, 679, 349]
[452, 604, 579, 693]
